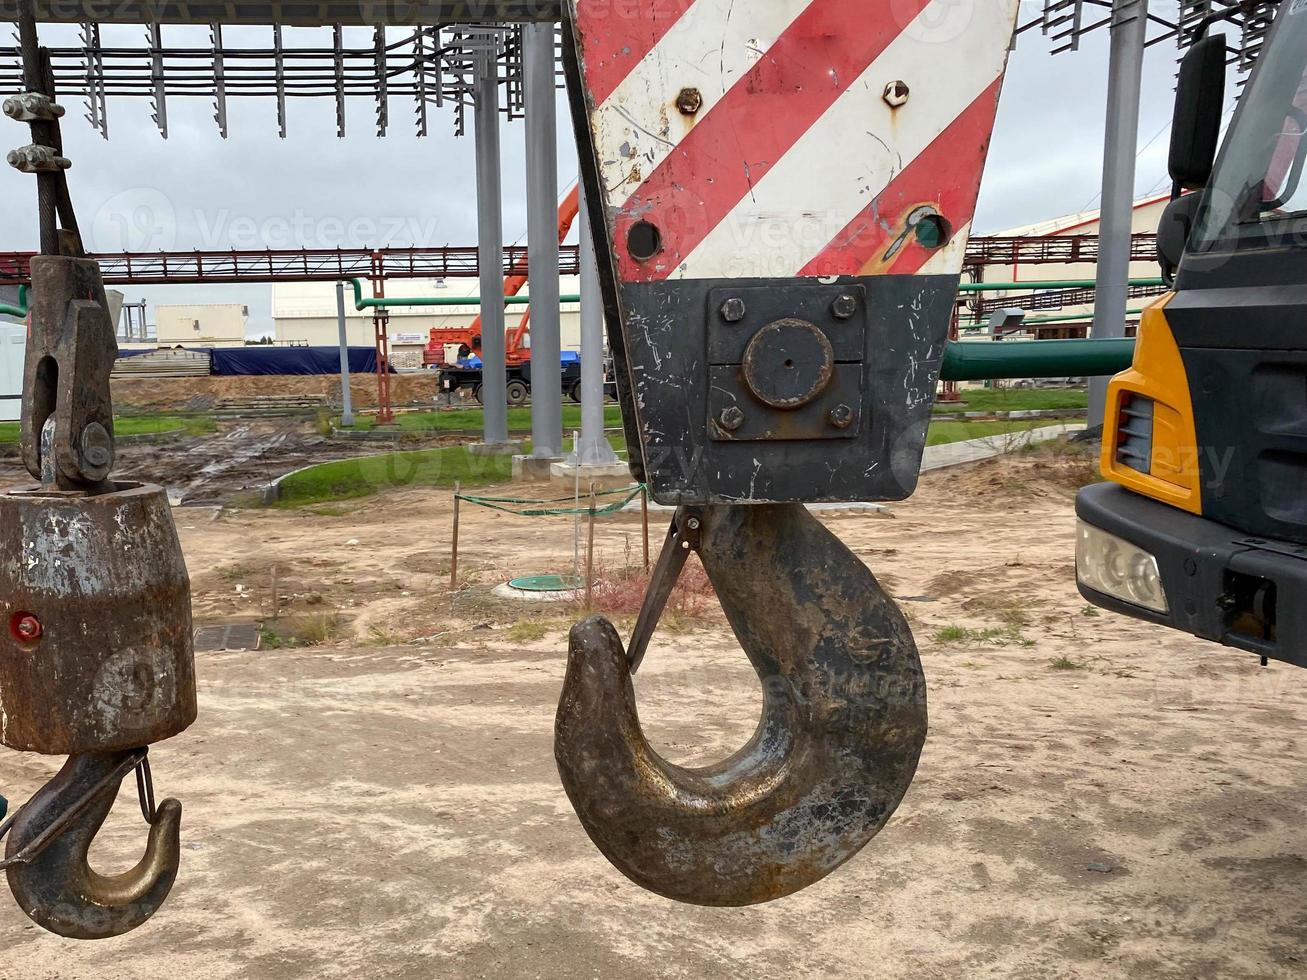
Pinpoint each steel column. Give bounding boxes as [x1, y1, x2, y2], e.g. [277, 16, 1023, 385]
[524, 22, 562, 458]
[577, 183, 617, 464]
[1089, 0, 1149, 431]
[335, 280, 354, 428]
[474, 41, 508, 446]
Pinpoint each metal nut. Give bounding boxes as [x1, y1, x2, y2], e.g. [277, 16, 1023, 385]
[79, 422, 114, 473]
[3, 92, 65, 123]
[720, 298, 747, 323]
[675, 87, 703, 115]
[6, 144, 71, 174]
[831, 294, 858, 320]
[719, 406, 745, 432]
[829, 405, 854, 430]
[883, 80, 910, 108]
[10, 612, 42, 643]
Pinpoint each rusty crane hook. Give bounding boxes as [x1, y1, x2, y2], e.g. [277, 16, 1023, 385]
[1, 749, 182, 939]
[556, 503, 928, 906]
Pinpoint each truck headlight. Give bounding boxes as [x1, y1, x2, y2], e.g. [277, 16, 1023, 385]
[1076, 520, 1169, 614]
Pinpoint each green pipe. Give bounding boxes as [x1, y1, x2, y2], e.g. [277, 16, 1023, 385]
[346, 278, 579, 311]
[958, 278, 1163, 293]
[941, 338, 1136, 382]
[0, 284, 28, 319]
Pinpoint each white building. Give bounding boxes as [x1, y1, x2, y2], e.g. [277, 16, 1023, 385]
[974, 194, 1170, 339]
[155, 303, 248, 348]
[1, 320, 23, 423]
[271, 277, 583, 368]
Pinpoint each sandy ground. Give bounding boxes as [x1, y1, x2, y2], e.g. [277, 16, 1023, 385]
[3, 447, 1307, 978]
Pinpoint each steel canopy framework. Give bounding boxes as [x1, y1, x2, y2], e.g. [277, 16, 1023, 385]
[1018, 0, 1281, 61]
[0, 2, 562, 24]
[0, 22, 542, 138]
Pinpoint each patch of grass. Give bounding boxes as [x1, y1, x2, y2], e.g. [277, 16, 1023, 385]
[258, 624, 285, 649]
[1081, 604, 1102, 618]
[925, 420, 1040, 447]
[259, 611, 344, 648]
[275, 445, 515, 506]
[583, 559, 716, 621]
[365, 624, 403, 646]
[1049, 655, 1089, 671]
[933, 623, 1033, 647]
[0, 413, 214, 444]
[933, 386, 1089, 415]
[505, 620, 553, 643]
[339, 404, 626, 434]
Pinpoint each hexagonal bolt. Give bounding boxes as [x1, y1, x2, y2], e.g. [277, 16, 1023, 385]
[675, 87, 704, 115]
[829, 404, 854, 430]
[3, 92, 65, 123]
[718, 406, 745, 432]
[6, 145, 71, 174]
[883, 80, 910, 108]
[831, 294, 858, 320]
[719, 297, 747, 323]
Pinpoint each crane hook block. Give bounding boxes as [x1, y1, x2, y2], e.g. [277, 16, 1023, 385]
[0, 482, 197, 755]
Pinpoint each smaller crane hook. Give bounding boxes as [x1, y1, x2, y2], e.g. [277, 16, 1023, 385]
[2, 749, 182, 939]
[556, 503, 928, 906]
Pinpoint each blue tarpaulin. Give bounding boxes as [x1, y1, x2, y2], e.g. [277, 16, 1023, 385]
[208, 346, 389, 376]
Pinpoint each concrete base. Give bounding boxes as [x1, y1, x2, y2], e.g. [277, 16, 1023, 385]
[469, 441, 525, 458]
[512, 454, 565, 482]
[548, 460, 633, 491]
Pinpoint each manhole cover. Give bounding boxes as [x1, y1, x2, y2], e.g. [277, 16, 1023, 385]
[194, 623, 261, 652]
[508, 574, 584, 593]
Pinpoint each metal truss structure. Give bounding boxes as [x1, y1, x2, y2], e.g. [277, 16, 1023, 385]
[961, 232, 1158, 273]
[0, 22, 555, 139]
[969, 280, 1169, 319]
[0, 243, 573, 285]
[1017, 0, 1282, 69]
[0, 234, 1158, 288]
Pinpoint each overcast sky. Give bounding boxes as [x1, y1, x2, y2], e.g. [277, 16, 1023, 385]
[0, 3, 1210, 336]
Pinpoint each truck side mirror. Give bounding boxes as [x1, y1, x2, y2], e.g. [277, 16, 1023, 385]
[1157, 191, 1204, 286]
[1169, 33, 1227, 191]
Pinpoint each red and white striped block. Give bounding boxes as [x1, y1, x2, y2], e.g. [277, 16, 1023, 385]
[570, 0, 1020, 283]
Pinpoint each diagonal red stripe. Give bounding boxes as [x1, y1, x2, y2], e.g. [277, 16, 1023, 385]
[612, 0, 932, 283]
[798, 77, 1004, 279]
[574, 0, 698, 108]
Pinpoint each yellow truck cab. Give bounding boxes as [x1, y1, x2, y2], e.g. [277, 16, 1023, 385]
[1077, 2, 1307, 665]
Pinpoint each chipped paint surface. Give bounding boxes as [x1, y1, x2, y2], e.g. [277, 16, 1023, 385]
[556, 503, 926, 905]
[0, 483, 197, 753]
[566, 1, 1017, 505]
[573, 0, 1020, 282]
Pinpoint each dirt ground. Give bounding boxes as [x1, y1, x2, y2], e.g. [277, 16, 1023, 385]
[0, 419, 464, 507]
[111, 372, 442, 413]
[3, 448, 1307, 978]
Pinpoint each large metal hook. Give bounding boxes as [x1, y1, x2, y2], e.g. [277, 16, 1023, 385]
[1, 749, 182, 939]
[556, 503, 928, 906]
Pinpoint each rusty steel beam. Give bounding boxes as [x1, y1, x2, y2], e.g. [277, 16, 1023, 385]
[962, 232, 1158, 269]
[0, 244, 577, 286]
[0, 237, 1155, 288]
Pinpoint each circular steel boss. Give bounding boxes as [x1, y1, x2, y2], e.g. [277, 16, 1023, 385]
[741, 318, 834, 410]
